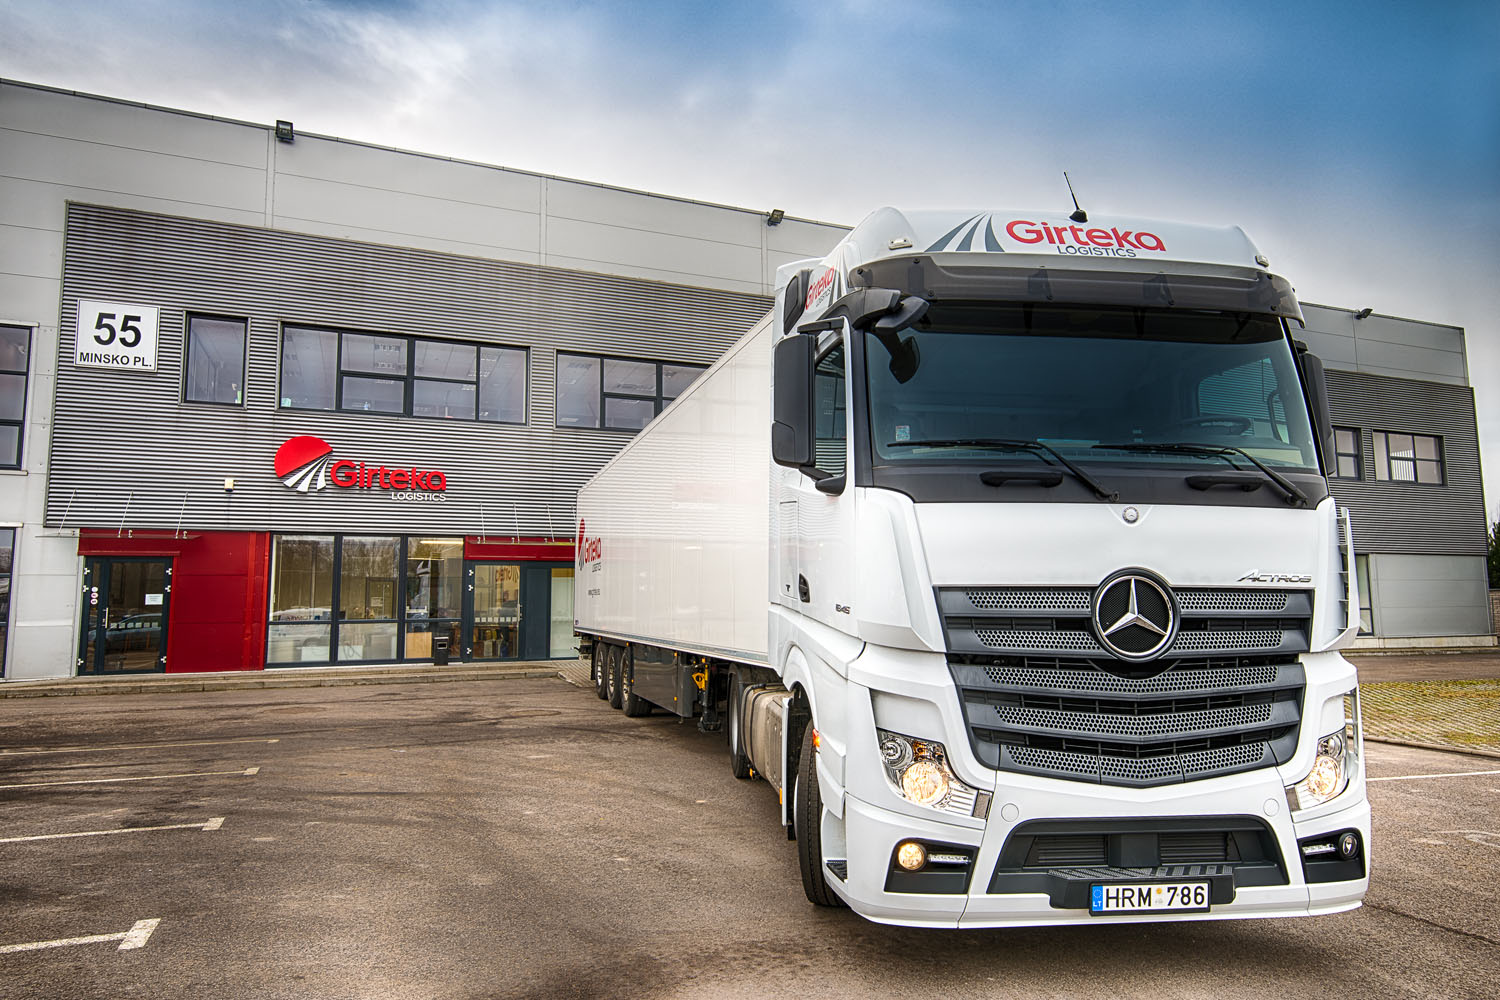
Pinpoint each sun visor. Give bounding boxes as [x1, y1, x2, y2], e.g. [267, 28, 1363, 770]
[851, 257, 1303, 322]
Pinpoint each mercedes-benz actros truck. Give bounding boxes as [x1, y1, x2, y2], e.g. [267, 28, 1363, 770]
[574, 206, 1369, 927]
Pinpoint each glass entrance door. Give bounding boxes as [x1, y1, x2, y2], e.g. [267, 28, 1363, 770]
[80, 558, 171, 674]
[468, 563, 520, 660]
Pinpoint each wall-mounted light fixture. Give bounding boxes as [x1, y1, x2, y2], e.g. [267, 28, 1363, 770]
[766, 208, 785, 227]
[275, 120, 295, 143]
[1354, 308, 1373, 320]
[223, 478, 236, 492]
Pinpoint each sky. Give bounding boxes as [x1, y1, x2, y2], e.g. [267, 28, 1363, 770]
[3, 0, 1498, 524]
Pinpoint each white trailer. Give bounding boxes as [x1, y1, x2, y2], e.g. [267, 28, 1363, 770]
[575, 206, 1369, 928]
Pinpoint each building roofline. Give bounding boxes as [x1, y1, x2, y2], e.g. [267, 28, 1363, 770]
[1300, 300, 1464, 334]
[1, 77, 850, 232]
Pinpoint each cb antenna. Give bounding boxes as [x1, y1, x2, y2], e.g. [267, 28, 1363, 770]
[1063, 171, 1087, 223]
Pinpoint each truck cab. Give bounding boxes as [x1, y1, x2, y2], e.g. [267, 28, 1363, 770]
[766, 207, 1367, 926]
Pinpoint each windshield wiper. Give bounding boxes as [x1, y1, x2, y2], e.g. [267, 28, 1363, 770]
[888, 438, 1118, 501]
[1091, 442, 1309, 507]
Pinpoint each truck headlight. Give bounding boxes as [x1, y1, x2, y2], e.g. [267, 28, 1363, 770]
[1286, 694, 1358, 812]
[877, 729, 987, 817]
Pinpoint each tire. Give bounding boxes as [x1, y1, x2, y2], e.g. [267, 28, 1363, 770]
[794, 723, 842, 907]
[621, 648, 649, 717]
[593, 643, 608, 700]
[607, 645, 624, 710]
[726, 673, 752, 779]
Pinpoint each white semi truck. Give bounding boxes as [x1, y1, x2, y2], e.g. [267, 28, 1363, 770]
[574, 206, 1369, 927]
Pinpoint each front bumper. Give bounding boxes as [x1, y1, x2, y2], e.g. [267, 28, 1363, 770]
[826, 775, 1370, 928]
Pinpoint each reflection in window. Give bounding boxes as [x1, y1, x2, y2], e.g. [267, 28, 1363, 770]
[549, 568, 576, 658]
[185, 315, 245, 404]
[405, 538, 463, 661]
[814, 343, 846, 477]
[0, 527, 12, 674]
[267, 535, 334, 663]
[280, 325, 526, 423]
[281, 327, 338, 410]
[1333, 427, 1362, 480]
[556, 352, 707, 431]
[1373, 431, 1443, 484]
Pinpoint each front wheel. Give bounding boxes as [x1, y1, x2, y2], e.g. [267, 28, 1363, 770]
[794, 724, 842, 907]
[726, 673, 751, 779]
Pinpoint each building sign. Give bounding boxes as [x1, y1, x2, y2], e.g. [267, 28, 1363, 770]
[274, 435, 449, 502]
[75, 300, 160, 371]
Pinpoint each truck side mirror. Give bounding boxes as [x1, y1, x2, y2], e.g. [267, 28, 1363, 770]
[772, 333, 815, 469]
[1294, 344, 1335, 475]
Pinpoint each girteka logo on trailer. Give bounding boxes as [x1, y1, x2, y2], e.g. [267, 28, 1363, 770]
[273, 435, 449, 499]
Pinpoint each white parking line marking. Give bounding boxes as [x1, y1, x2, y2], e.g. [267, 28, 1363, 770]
[0, 818, 226, 843]
[1368, 768, 1500, 782]
[0, 738, 279, 757]
[0, 918, 160, 955]
[0, 767, 260, 790]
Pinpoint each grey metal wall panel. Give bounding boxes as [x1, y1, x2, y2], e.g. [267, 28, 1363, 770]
[272, 174, 546, 262]
[545, 179, 763, 247]
[1367, 554, 1491, 637]
[1301, 302, 1468, 387]
[46, 203, 770, 538]
[0, 82, 267, 168]
[1325, 369, 1488, 556]
[279, 139, 545, 214]
[1, 130, 267, 216]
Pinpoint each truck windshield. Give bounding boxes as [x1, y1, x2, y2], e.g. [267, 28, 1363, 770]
[866, 304, 1320, 473]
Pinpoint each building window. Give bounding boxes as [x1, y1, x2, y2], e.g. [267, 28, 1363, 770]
[1332, 427, 1362, 479]
[1372, 431, 1443, 484]
[0, 325, 30, 468]
[0, 527, 12, 675]
[280, 325, 526, 424]
[267, 535, 335, 663]
[185, 314, 246, 404]
[555, 352, 707, 430]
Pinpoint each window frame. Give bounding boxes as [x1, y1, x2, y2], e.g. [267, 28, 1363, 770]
[278, 323, 528, 425]
[1332, 426, 1363, 480]
[1371, 430, 1445, 485]
[183, 312, 248, 407]
[0, 324, 31, 471]
[554, 351, 708, 431]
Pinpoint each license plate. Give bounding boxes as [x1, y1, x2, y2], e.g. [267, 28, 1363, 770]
[1090, 881, 1210, 914]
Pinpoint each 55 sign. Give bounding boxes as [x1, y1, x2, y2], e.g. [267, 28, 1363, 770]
[75, 300, 160, 372]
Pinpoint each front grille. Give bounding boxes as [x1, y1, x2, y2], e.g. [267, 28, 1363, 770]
[941, 584, 1309, 787]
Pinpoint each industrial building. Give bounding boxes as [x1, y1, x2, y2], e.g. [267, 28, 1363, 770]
[0, 79, 1490, 680]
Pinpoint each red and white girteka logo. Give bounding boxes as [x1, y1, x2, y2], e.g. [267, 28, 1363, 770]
[274, 435, 448, 495]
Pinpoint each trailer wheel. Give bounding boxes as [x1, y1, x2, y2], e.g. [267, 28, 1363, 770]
[621, 648, 649, 717]
[726, 673, 751, 779]
[794, 724, 842, 907]
[593, 643, 608, 700]
[607, 645, 624, 710]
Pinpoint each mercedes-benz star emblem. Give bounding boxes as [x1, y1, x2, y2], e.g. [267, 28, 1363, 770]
[1091, 571, 1178, 662]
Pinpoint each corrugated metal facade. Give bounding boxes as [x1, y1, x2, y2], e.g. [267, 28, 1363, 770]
[1325, 369, 1488, 556]
[47, 203, 771, 536]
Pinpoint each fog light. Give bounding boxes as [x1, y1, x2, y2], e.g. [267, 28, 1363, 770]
[896, 840, 927, 871]
[1339, 831, 1360, 859]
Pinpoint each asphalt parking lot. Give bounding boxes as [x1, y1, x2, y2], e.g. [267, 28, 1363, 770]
[2, 676, 1498, 1000]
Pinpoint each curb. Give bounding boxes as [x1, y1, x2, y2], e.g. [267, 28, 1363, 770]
[0, 666, 569, 699]
[1364, 736, 1500, 762]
